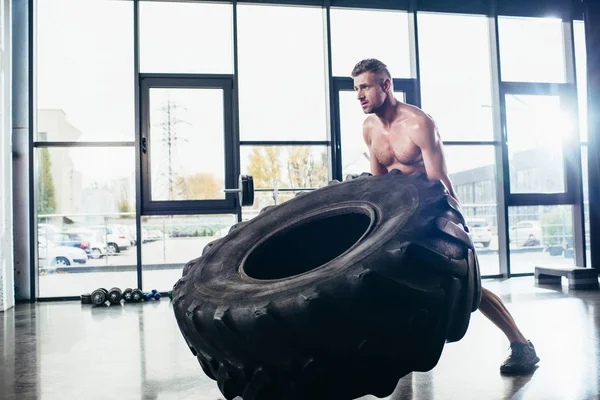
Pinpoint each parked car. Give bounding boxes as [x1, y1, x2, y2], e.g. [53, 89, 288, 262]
[38, 224, 93, 254]
[113, 224, 137, 247]
[466, 218, 492, 248]
[88, 225, 131, 254]
[66, 229, 108, 259]
[147, 229, 165, 242]
[510, 220, 543, 247]
[38, 237, 87, 267]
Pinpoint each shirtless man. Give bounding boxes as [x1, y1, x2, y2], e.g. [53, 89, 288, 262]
[352, 58, 540, 374]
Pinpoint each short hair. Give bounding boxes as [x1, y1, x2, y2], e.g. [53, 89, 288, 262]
[351, 59, 392, 80]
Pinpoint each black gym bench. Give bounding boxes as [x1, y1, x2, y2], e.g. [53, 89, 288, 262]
[534, 265, 599, 290]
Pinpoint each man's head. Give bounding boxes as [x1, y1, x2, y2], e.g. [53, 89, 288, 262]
[351, 59, 393, 114]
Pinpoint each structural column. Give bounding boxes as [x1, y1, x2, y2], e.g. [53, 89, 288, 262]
[584, 0, 600, 268]
[11, 0, 33, 300]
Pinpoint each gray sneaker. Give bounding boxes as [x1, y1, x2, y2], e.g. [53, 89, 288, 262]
[500, 340, 540, 374]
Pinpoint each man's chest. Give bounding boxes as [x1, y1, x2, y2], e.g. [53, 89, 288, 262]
[369, 128, 421, 165]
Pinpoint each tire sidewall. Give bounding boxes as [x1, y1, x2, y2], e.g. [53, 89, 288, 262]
[189, 173, 435, 303]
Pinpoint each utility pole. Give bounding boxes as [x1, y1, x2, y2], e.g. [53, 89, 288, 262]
[155, 97, 189, 200]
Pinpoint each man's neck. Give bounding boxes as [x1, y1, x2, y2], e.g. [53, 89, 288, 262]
[375, 95, 399, 127]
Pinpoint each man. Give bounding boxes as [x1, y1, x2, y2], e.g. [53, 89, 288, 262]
[352, 58, 540, 375]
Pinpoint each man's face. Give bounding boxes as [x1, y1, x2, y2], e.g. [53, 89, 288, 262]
[353, 72, 388, 114]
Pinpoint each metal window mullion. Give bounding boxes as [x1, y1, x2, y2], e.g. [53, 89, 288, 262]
[442, 141, 501, 146]
[564, 18, 587, 267]
[239, 141, 331, 146]
[323, 1, 335, 183]
[233, 0, 242, 223]
[490, 10, 510, 278]
[408, 0, 421, 107]
[134, 0, 143, 290]
[33, 142, 135, 147]
[30, 0, 38, 300]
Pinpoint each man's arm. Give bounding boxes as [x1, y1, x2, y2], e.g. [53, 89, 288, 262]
[363, 120, 388, 176]
[409, 116, 459, 201]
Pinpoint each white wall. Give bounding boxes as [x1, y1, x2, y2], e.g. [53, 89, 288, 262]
[0, 0, 14, 311]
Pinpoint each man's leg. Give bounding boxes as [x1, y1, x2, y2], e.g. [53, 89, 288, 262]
[479, 287, 540, 374]
[479, 287, 527, 343]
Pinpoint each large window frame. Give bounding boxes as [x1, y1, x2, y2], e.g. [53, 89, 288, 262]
[23, 0, 593, 300]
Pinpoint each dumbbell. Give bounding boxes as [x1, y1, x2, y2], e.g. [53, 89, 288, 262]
[80, 293, 92, 304]
[144, 289, 161, 301]
[91, 288, 109, 305]
[123, 288, 144, 303]
[107, 287, 123, 305]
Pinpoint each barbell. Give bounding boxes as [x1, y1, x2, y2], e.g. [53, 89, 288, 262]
[224, 175, 317, 207]
[224, 175, 255, 207]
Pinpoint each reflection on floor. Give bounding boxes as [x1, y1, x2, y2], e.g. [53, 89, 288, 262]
[1, 277, 599, 400]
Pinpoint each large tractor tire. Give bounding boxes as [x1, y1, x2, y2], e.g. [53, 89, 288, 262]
[172, 170, 481, 400]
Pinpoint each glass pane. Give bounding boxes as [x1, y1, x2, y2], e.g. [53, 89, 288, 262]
[505, 95, 568, 194]
[339, 90, 406, 177]
[149, 88, 226, 201]
[140, 2, 233, 74]
[445, 145, 499, 275]
[499, 17, 566, 83]
[241, 187, 314, 223]
[574, 21, 587, 142]
[240, 145, 329, 191]
[330, 8, 412, 78]
[141, 215, 236, 292]
[37, 0, 134, 142]
[237, 5, 327, 141]
[418, 13, 494, 141]
[36, 146, 136, 296]
[509, 205, 575, 274]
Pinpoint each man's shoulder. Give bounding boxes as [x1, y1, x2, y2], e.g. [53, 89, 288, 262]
[363, 114, 378, 127]
[398, 104, 436, 132]
[362, 115, 377, 134]
[398, 103, 434, 124]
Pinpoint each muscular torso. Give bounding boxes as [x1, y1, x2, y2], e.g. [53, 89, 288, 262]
[364, 103, 435, 175]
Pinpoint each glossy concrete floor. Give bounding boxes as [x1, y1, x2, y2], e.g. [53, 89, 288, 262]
[1, 277, 599, 400]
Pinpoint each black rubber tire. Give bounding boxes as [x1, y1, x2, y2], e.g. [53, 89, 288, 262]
[172, 170, 480, 400]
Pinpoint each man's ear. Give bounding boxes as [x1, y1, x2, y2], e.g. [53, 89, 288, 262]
[382, 78, 391, 92]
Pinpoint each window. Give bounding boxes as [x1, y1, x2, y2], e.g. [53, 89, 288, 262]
[140, 77, 236, 214]
[498, 17, 566, 83]
[139, 1, 233, 74]
[240, 146, 329, 190]
[505, 94, 567, 194]
[237, 5, 328, 141]
[141, 214, 236, 292]
[37, 0, 134, 142]
[509, 205, 575, 274]
[444, 145, 499, 275]
[148, 87, 226, 202]
[330, 8, 412, 78]
[418, 13, 494, 141]
[36, 147, 136, 297]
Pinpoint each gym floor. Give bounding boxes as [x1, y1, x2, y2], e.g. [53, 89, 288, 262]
[0, 277, 598, 400]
